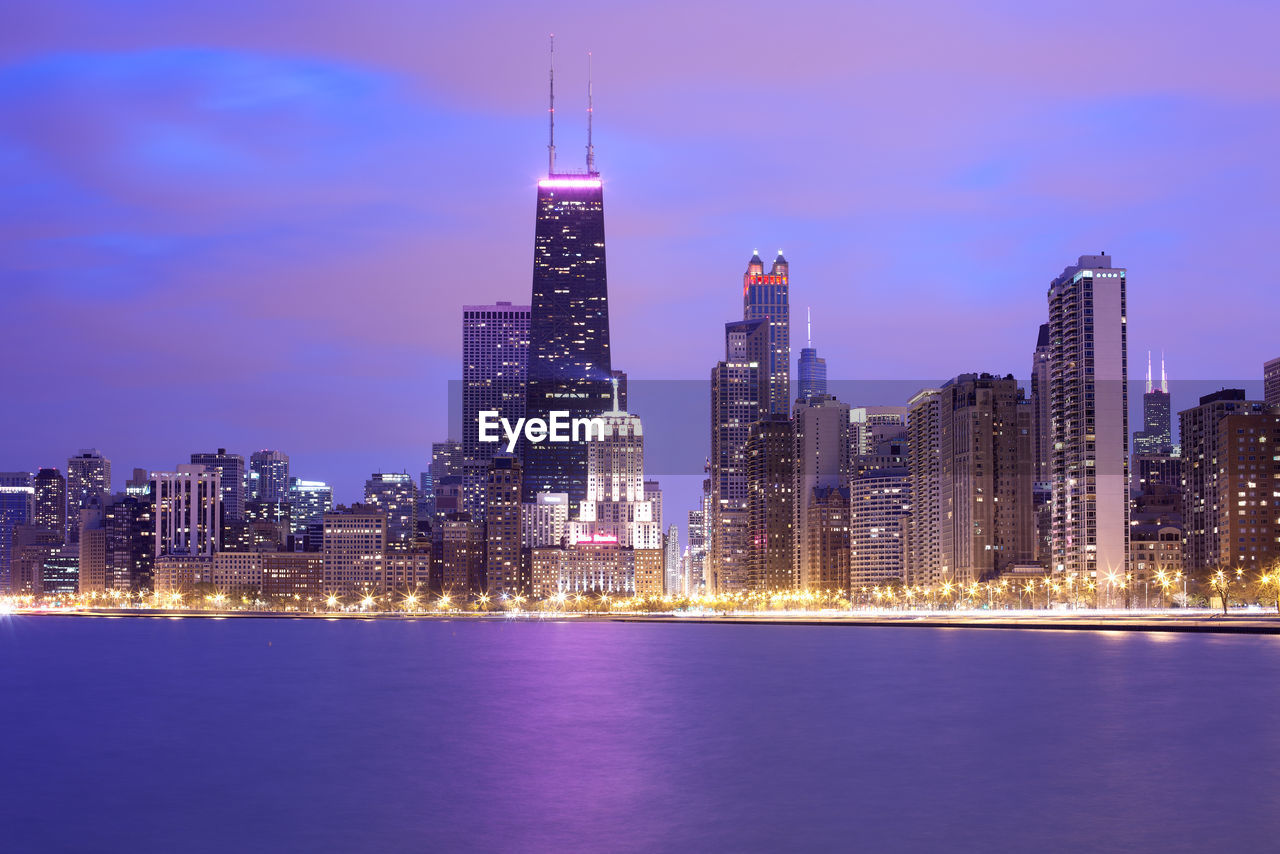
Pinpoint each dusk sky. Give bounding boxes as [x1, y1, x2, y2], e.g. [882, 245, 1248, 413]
[4, 1, 1278, 521]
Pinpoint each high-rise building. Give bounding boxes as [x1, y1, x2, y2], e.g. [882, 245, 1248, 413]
[686, 503, 707, 596]
[77, 507, 109, 594]
[794, 395, 851, 589]
[485, 456, 524, 596]
[523, 70, 613, 505]
[1215, 412, 1280, 570]
[522, 492, 570, 549]
[643, 480, 663, 533]
[708, 318, 768, 594]
[103, 491, 153, 592]
[66, 450, 110, 544]
[0, 472, 34, 592]
[1046, 254, 1128, 604]
[1133, 352, 1173, 456]
[664, 523, 681, 596]
[903, 389, 942, 587]
[441, 513, 486, 595]
[805, 486, 850, 594]
[796, 308, 827, 404]
[1179, 389, 1270, 573]
[364, 473, 417, 547]
[288, 478, 332, 552]
[1030, 323, 1052, 485]
[322, 505, 387, 598]
[249, 451, 290, 504]
[152, 465, 221, 557]
[430, 440, 465, 526]
[191, 449, 246, 520]
[743, 251, 791, 417]
[570, 384, 660, 549]
[848, 468, 911, 590]
[746, 415, 796, 592]
[463, 301, 530, 518]
[936, 374, 1034, 584]
[32, 467, 67, 542]
[1265, 357, 1280, 411]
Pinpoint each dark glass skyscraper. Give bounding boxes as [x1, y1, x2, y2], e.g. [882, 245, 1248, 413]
[524, 174, 612, 503]
[1133, 352, 1173, 456]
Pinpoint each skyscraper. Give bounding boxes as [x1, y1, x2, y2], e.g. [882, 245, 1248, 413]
[745, 415, 795, 592]
[1046, 254, 1128, 604]
[0, 472, 33, 592]
[66, 449, 110, 543]
[152, 465, 222, 557]
[794, 395, 850, 589]
[1133, 352, 1173, 456]
[743, 250, 791, 416]
[288, 478, 333, 552]
[708, 318, 768, 593]
[191, 449, 246, 520]
[1030, 324, 1052, 485]
[796, 308, 827, 404]
[249, 451, 290, 504]
[32, 467, 66, 541]
[903, 389, 941, 587]
[485, 455, 524, 596]
[364, 472, 418, 546]
[463, 301, 530, 518]
[524, 48, 612, 504]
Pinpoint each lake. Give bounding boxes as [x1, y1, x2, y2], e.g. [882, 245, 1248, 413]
[1, 616, 1277, 852]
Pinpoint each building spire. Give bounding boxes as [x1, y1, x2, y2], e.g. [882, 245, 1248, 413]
[610, 374, 620, 412]
[1161, 351, 1168, 394]
[586, 50, 595, 174]
[548, 34, 556, 175]
[807, 306, 812, 349]
[1146, 351, 1153, 395]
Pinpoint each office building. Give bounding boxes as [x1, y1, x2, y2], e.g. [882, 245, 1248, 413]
[794, 395, 851, 589]
[249, 450, 290, 504]
[796, 308, 827, 403]
[1214, 412, 1280, 569]
[742, 250, 791, 417]
[746, 415, 796, 592]
[1265, 357, 1280, 411]
[364, 472, 418, 546]
[848, 468, 911, 589]
[191, 449, 246, 520]
[66, 449, 110, 543]
[485, 456, 524, 596]
[152, 465, 221, 557]
[33, 467, 66, 541]
[0, 473, 34, 592]
[322, 505, 387, 597]
[463, 301, 530, 518]
[1133, 353, 1173, 456]
[903, 389, 941, 587]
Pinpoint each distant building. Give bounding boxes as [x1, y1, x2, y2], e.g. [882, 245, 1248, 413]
[66, 450, 110, 544]
[1030, 323, 1052, 485]
[103, 491, 153, 592]
[33, 468, 66, 542]
[1133, 353, 1173, 456]
[903, 389, 941, 587]
[742, 251, 791, 417]
[796, 308, 827, 403]
[522, 492, 569, 548]
[322, 505, 387, 597]
[804, 485, 850, 594]
[288, 478, 332, 551]
[848, 468, 911, 590]
[440, 513, 485, 595]
[462, 301, 529, 519]
[364, 472, 417, 546]
[249, 450, 290, 504]
[1215, 412, 1280, 570]
[794, 395, 850, 589]
[664, 524, 681, 596]
[746, 415, 795, 592]
[485, 456, 524, 596]
[152, 465, 221, 557]
[0, 473, 34, 592]
[1179, 389, 1269, 573]
[262, 553, 325, 602]
[1265, 357, 1280, 411]
[190, 449, 246, 520]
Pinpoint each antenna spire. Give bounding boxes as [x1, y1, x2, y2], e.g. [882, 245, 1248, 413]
[1146, 351, 1153, 395]
[548, 34, 556, 175]
[1161, 351, 1168, 394]
[807, 306, 812, 349]
[586, 51, 596, 174]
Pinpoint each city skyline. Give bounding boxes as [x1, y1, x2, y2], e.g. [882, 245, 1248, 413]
[4, 3, 1279, 517]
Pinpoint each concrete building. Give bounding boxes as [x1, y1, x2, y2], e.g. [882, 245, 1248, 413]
[288, 478, 332, 552]
[1046, 254, 1128, 605]
[903, 390, 942, 587]
[1265, 357, 1280, 411]
[848, 468, 911, 590]
[1215, 413, 1280, 571]
[522, 492, 569, 548]
[322, 505, 387, 597]
[440, 513, 485, 595]
[794, 395, 850, 589]
[571, 383, 660, 550]
[152, 465, 221, 557]
[1030, 323, 1053, 485]
[804, 485, 850, 593]
[1179, 390, 1269, 573]
[937, 374, 1034, 584]
[77, 508, 109, 594]
[262, 553, 325, 602]
[664, 523, 681, 596]
[210, 552, 264, 593]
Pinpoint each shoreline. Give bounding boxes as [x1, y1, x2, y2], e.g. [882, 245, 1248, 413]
[9, 608, 1280, 634]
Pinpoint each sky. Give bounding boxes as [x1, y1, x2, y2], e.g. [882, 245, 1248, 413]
[3, 0, 1279, 528]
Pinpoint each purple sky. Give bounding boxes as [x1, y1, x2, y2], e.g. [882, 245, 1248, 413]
[3, 1, 1279, 523]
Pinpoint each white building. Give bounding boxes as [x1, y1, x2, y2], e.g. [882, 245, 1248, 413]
[152, 465, 221, 557]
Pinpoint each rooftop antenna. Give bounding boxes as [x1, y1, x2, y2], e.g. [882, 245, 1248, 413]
[586, 50, 595, 174]
[1146, 351, 1153, 395]
[807, 307, 812, 349]
[1161, 351, 1168, 394]
[610, 374, 620, 412]
[548, 34, 556, 175]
